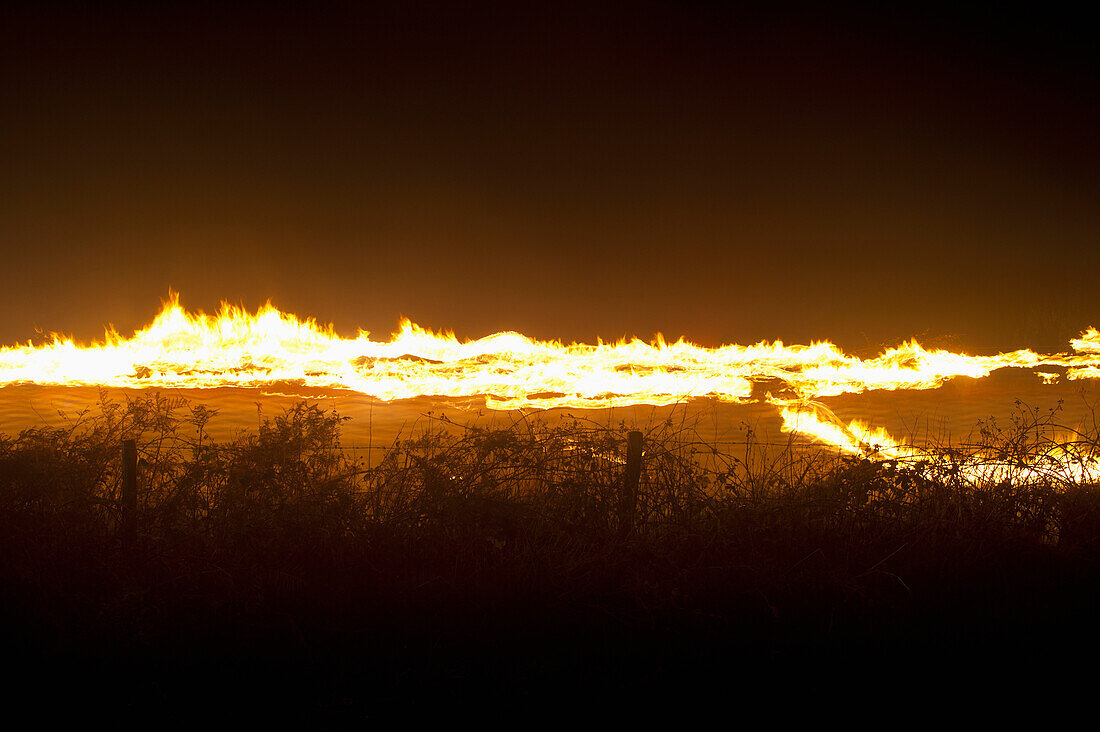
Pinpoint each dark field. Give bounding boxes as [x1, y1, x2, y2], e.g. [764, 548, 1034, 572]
[2, 392, 1099, 718]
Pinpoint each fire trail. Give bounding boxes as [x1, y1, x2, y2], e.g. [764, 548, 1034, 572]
[2, 294, 1099, 481]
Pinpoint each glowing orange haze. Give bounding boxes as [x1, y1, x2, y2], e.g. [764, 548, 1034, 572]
[2, 294, 1099, 481]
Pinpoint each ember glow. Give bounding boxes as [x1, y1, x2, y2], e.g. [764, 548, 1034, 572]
[2, 294, 1100, 480]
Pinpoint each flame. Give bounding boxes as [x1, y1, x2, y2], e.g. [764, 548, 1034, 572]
[772, 398, 1100, 485]
[1071, 327, 1100, 354]
[2, 292, 1100, 477]
[770, 397, 918, 460]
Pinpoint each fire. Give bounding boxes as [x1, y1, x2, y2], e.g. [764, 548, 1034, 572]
[2, 293, 1100, 476]
[772, 398, 1100, 484]
[770, 397, 917, 461]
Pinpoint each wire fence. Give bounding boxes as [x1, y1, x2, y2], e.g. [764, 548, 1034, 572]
[4, 391, 1099, 553]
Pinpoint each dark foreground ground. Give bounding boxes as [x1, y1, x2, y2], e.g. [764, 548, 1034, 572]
[2, 396, 1098, 718]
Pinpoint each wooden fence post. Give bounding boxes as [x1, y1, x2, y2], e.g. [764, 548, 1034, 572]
[121, 439, 137, 546]
[620, 431, 643, 538]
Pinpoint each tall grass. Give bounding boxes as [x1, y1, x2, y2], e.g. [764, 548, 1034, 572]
[1, 391, 1099, 710]
[3, 390, 1096, 550]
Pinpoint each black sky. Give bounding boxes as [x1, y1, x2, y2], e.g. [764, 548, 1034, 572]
[2, 2, 1098, 353]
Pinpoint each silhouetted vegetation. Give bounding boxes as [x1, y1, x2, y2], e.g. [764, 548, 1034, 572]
[1, 392, 1098, 717]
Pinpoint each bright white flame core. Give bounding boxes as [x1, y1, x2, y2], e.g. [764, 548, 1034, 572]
[2, 294, 1099, 481]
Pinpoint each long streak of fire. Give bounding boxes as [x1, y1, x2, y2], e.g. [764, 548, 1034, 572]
[2, 294, 1100, 479]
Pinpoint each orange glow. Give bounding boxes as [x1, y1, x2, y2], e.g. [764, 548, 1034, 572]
[2, 293, 1099, 478]
[772, 397, 1100, 484]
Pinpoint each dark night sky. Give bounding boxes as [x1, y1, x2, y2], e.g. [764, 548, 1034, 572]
[2, 2, 1098, 353]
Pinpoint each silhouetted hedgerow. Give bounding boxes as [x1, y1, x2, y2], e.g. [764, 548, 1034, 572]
[1, 392, 1098, 715]
[3, 391, 1096, 550]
